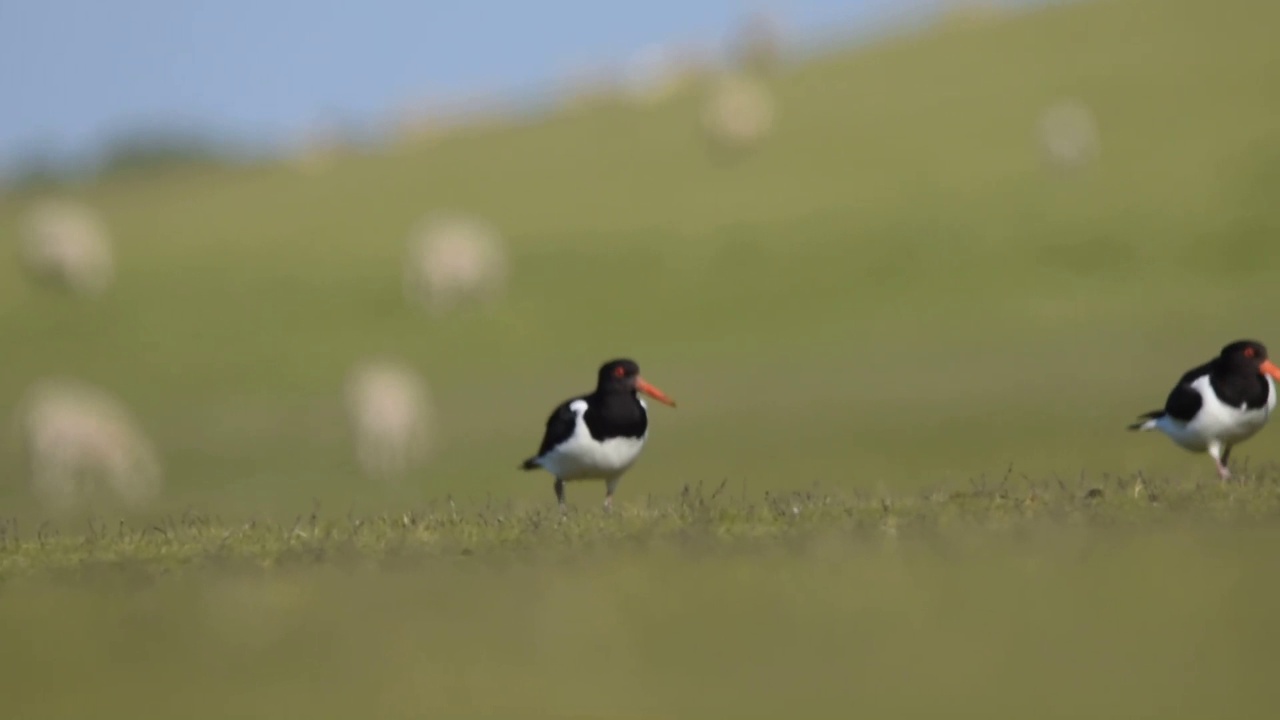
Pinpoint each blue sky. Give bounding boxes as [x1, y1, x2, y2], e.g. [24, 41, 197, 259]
[0, 0, 945, 174]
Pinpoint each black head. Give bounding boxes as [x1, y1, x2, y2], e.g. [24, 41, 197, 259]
[1218, 340, 1280, 379]
[598, 359, 640, 387]
[595, 358, 677, 407]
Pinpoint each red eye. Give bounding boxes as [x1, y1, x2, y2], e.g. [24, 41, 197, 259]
[1245, 347, 1257, 358]
[614, 366, 626, 378]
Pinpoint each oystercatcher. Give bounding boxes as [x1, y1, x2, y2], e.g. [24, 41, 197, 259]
[519, 359, 677, 509]
[1128, 339, 1280, 481]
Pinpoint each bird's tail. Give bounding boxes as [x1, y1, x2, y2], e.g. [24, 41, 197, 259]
[1128, 410, 1164, 431]
[519, 456, 542, 471]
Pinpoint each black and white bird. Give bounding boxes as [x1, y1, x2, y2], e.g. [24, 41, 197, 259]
[1129, 339, 1280, 481]
[519, 358, 677, 509]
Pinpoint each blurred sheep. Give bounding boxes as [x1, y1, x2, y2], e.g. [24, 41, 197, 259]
[403, 213, 509, 315]
[1038, 99, 1100, 169]
[14, 378, 162, 511]
[701, 74, 776, 152]
[18, 199, 115, 297]
[344, 358, 434, 482]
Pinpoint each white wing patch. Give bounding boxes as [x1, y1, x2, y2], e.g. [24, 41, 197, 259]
[536, 400, 649, 481]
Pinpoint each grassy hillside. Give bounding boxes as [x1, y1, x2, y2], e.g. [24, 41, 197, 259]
[2, 0, 1278, 517]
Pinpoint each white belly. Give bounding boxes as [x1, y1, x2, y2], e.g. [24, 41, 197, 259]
[538, 403, 648, 481]
[1158, 375, 1276, 451]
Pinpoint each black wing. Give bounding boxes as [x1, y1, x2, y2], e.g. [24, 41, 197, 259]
[1129, 362, 1209, 429]
[1162, 384, 1203, 422]
[519, 397, 581, 469]
[1163, 364, 1208, 422]
[536, 399, 580, 456]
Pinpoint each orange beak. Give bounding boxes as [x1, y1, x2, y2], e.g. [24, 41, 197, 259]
[1262, 360, 1280, 381]
[635, 377, 677, 407]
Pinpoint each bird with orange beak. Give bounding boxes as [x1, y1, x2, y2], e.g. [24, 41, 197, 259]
[1129, 340, 1280, 482]
[520, 359, 677, 509]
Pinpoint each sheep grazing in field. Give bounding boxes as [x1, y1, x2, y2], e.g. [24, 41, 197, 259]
[14, 378, 162, 511]
[344, 358, 434, 482]
[701, 73, 776, 153]
[403, 213, 509, 315]
[17, 199, 115, 297]
[1038, 99, 1100, 169]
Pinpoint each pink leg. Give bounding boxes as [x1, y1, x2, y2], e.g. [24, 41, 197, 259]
[1212, 446, 1232, 484]
[1213, 448, 1233, 481]
[603, 476, 620, 512]
[1215, 459, 1232, 483]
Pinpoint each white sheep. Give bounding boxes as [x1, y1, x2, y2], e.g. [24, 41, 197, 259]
[701, 73, 776, 151]
[344, 358, 434, 482]
[18, 199, 115, 297]
[1038, 99, 1100, 169]
[14, 378, 162, 511]
[403, 213, 509, 315]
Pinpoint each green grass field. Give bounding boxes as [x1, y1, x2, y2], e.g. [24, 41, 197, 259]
[2, 0, 1279, 716]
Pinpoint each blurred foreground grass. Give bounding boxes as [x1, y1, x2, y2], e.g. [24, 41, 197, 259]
[3, 477, 1279, 718]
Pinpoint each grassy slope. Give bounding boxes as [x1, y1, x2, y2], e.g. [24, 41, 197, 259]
[1, 0, 1279, 516]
